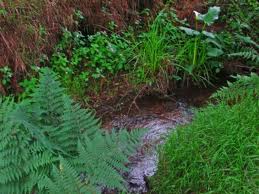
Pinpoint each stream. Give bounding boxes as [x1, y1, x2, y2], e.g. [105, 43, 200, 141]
[101, 86, 220, 193]
[104, 100, 194, 193]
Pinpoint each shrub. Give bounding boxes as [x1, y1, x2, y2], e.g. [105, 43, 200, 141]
[150, 73, 259, 194]
[51, 29, 132, 97]
[0, 66, 13, 89]
[0, 68, 145, 194]
[209, 0, 259, 68]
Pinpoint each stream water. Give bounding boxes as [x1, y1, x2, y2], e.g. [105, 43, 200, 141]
[104, 101, 194, 193]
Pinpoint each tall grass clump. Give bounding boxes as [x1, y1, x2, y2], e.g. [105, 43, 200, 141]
[150, 73, 259, 194]
[134, 12, 169, 84]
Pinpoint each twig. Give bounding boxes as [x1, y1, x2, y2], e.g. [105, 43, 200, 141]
[127, 85, 147, 115]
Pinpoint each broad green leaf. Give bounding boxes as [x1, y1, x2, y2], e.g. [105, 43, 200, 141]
[194, 6, 220, 26]
[206, 38, 222, 48]
[202, 31, 215, 39]
[179, 27, 200, 36]
[207, 47, 224, 57]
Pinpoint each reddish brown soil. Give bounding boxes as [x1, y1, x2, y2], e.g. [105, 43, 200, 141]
[97, 84, 224, 128]
[174, 0, 206, 21]
[224, 60, 259, 75]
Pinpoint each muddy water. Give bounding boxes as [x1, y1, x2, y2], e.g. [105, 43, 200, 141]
[104, 101, 194, 193]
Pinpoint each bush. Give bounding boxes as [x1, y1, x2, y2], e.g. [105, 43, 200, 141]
[50, 29, 132, 97]
[150, 73, 259, 194]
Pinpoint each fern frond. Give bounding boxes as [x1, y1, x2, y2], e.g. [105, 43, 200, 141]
[32, 68, 65, 124]
[228, 47, 259, 66]
[44, 157, 98, 194]
[0, 98, 31, 194]
[211, 73, 259, 102]
[0, 68, 145, 193]
[77, 129, 146, 190]
[48, 96, 100, 154]
[23, 151, 56, 174]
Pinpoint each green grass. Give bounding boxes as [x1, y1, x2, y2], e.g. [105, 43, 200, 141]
[134, 14, 169, 84]
[150, 74, 259, 194]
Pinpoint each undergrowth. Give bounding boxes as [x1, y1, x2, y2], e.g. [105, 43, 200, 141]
[50, 28, 132, 98]
[1, 1, 259, 97]
[150, 73, 259, 194]
[209, 0, 259, 67]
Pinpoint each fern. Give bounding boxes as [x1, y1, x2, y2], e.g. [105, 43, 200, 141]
[0, 68, 145, 193]
[0, 98, 32, 194]
[44, 157, 98, 194]
[75, 129, 145, 190]
[228, 35, 259, 66]
[228, 47, 259, 66]
[211, 73, 259, 103]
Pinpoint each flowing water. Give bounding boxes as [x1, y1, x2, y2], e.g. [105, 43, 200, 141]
[104, 101, 194, 193]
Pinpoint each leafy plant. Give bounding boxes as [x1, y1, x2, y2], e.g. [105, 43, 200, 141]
[209, 1, 259, 70]
[210, 0, 259, 38]
[227, 35, 259, 66]
[87, 31, 131, 78]
[150, 73, 259, 194]
[176, 6, 223, 86]
[18, 77, 38, 101]
[211, 73, 259, 103]
[0, 0, 7, 16]
[0, 68, 145, 193]
[51, 29, 88, 95]
[229, 47, 259, 66]
[135, 22, 168, 84]
[0, 66, 13, 87]
[50, 29, 131, 97]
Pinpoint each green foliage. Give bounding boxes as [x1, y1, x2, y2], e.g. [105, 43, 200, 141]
[0, 0, 7, 16]
[131, 6, 225, 88]
[222, 0, 258, 37]
[176, 7, 223, 86]
[216, 32, 259, 68]
[51, 29, 131, 97]
[0, 68, 145, 193]
[228, 48, 259, 66]
[194, 6, 221, 26]
[227, 35, 259, 66]
[209, 1, 259, 69]
[0, 66, 13, 87]
[43, 157, 97, 194]
[133, 9, 183, 86]
[211, 73, 259, 103]
[18, 77, 38, 100]
[150, 74, 259, 194]
[87, 31, 131, 77]
[50, 29, 88, 97]
[135, 20, 168, 83]
[209, 0, 258, 30]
